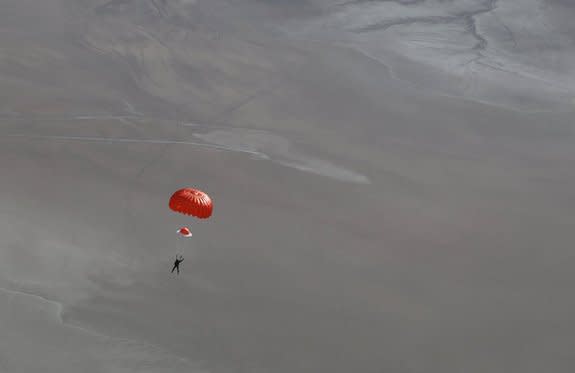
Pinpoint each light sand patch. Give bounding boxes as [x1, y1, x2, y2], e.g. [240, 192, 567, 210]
[0, 287, 205, 373]
[193, 128, 370, 183]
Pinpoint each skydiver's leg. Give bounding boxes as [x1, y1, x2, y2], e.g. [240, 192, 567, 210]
[171, 264, 176, 273]
[176, 266, 180, 275]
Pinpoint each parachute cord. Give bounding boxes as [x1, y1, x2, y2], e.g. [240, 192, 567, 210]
[175, 234, 185, 257]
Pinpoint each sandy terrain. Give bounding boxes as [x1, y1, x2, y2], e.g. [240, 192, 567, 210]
[1, 0, 575, 372]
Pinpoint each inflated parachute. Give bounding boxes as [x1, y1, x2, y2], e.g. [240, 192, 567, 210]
[169, 188, 212, 256]
[177, 226, 193, 237]
[169, 188, 213, 219]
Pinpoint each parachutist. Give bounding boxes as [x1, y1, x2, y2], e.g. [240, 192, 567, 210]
[168, 187, 211, 275]
[171, 255, 184, 275]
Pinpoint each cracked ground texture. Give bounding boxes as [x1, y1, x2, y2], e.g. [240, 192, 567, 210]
[1, 0, 575, 372]
[281, 0, 575, 112]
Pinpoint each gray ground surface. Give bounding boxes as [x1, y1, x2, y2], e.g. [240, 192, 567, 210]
[1, 0, 575, 372]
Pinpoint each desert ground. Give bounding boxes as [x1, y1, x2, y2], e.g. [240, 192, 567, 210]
[1, 0, 574, 372]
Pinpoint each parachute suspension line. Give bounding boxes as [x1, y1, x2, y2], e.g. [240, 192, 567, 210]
[175, 232, 184, 257]
[175, 226, 192, 256]
[169, 187, 211, 260]
[175, 233, 180, 256]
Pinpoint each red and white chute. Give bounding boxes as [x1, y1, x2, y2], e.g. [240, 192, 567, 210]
[177, 226, 193, 237]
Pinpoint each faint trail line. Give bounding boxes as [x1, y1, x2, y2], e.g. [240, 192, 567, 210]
[212, 80, 280, 121]
[2, 133, 268, 158]
[0, 287, 199, 368]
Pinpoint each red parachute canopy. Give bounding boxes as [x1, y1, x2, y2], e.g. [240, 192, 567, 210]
[177, 227, 193, 237]
[169, 188, 213, 219]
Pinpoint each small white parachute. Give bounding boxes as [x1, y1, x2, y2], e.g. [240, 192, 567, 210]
[177, 227, 193, 237]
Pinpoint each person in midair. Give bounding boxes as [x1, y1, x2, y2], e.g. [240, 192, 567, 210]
[171, 255, 184, 275]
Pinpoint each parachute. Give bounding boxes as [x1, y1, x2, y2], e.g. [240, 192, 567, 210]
[169, 188, 212, 257]
[169, 188, 213, 219]
[177, 226, 193, 237]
